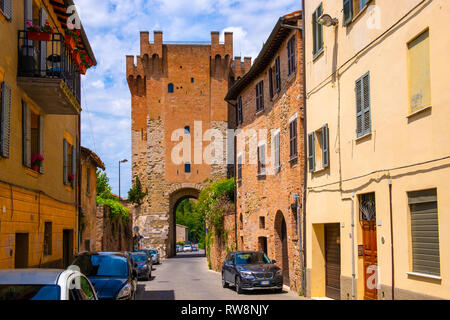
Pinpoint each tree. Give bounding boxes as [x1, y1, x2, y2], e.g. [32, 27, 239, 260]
[97, 170, 112, 199]
[128, 176, 148, 206]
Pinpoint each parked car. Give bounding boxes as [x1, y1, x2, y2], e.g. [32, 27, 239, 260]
[183, 245, 192, 252]
[149, 249, 160, 265]
[192, 245, 198, 252]
[176, 245, 182, 253]
[71, 252, 137, 300]
[0, 269, 98, 300]
[134, 250, 154, 269]
[221, 251, 283, 294]
[130, 252, 152, 281]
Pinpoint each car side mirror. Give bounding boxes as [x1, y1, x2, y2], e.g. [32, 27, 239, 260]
[272, 260, 276, 264]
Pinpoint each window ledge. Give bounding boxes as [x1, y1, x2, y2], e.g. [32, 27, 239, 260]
[25, 168, 40, 178]
[312, 167, 327, 174]
[256, 109, 265, 116]
[407, 105, 432, 119]
[356, 132, 372, 142]
[289, 155, 298, 162]
[313, 48, 324, 61]
[407, 272, 441, 281]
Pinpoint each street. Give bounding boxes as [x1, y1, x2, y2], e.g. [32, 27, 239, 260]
[136, 250, 306, 300]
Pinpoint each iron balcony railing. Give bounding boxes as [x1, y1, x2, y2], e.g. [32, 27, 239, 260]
[18, 31, 81, 103]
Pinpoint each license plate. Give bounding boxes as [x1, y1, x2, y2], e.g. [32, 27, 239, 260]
[260, 281, 270, 286]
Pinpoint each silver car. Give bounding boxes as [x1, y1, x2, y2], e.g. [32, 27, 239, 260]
[0, 269, 98, 300]
[149, 249, 160, 265]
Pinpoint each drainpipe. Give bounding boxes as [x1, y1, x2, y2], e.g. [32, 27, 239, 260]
[300, 0, 308, 297]
[388, 179, 395, 300]
[342, 194, 356, 300]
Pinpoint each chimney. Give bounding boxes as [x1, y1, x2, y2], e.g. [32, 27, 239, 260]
[244, 57, 252, 72]
[154, 31, 163, 46]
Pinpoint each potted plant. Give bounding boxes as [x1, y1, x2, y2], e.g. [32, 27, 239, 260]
[26, 20, 55, 41]
[31, 154, 44, 172]
[78, 50, 93, 74]
[72, 48, 82, 67]
[65, 29, 81, 51]
[68, 173, 75, 184]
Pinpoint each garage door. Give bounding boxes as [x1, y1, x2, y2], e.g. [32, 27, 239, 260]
[325, 224, 341, 300]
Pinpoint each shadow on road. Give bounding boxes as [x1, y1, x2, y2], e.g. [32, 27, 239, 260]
[171, 253, 206, 259]
[223, 286, 291, 296]
[137, 284, 175, 300]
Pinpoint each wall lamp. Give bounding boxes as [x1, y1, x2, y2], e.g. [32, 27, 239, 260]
[317, 14, 339, 27]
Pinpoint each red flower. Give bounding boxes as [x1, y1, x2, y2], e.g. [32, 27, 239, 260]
[68, 173, 75, 182]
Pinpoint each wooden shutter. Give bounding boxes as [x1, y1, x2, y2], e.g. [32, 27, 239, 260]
[343, 0, 353, 25]
[255, 84, 259, 111]
[356, 73, 371, 138]
[63, 139, 68, 185]
[269, 67, 274, 99]
[38, 115, 44, 173]
[313, 4, 323, 55]
[322, 124, 329, 168]
[72, 144, 77, 188]
[1, 82, 12, 158]
[237, 155, 242, 181]
[408, 189, 440, 276]
[259, 81, 264, 110]
[308, 133, 315, 172]
[1, 0, 12, 21]
[275, 57, 281, 92]
[22, 101, 31, 167]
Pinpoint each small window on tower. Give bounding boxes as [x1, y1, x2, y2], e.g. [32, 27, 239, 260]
[191, 78, 194, 83]
[185, 163, 191, 173]
[185, 126, 190, 134]
[168, 83, 174, 93]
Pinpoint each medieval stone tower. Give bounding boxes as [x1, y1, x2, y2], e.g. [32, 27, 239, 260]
[126, 31, 250, 258]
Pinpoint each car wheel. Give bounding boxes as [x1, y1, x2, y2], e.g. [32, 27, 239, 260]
[235, 276, 243, 294]
[275, 288, 283, 294]
[222, 273, 229, 288]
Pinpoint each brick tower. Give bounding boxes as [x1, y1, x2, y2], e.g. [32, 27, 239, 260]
[126, 31, 250, 258]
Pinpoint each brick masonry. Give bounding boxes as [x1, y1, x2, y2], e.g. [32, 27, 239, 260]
[126, 31, 250, 258]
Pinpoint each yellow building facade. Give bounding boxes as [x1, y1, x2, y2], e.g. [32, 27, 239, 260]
[0, 0, 95, 268]
[304, 0, 449, 299]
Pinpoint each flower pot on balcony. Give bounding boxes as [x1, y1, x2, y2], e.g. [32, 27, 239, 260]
[72, 51, 81, 66]
[28, 31, 51, 42]
[65, 35, 76, 51]
[31, 164, 40, 172]
[79, 64, 87, 75]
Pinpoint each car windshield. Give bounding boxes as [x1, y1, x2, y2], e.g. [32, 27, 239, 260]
[72, 255, 129, 278]
[132, 254, 147, 262]
[235, 252, 271, 265]
[0, 285, 60, 300]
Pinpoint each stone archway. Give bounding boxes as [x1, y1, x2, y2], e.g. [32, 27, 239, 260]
[274, 210, 290, 286]
[167, 183, 203, 257]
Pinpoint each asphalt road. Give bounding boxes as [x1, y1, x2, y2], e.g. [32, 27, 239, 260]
[136, 250, 306, 300]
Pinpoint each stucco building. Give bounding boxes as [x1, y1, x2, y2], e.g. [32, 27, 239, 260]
[126, 31, 250, 258]
[304, 0, 450, 299]
[176, 224, 188, 244]
[0, 0, 95, 268]
[225, 11, 305, 293]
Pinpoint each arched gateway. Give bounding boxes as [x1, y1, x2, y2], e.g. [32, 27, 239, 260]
[126, 31, 249, 258]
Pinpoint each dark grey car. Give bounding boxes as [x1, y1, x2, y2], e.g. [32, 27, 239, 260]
[222, 251, 283, 294]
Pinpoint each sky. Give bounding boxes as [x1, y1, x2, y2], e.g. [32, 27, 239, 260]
[75, 0, 301, 196]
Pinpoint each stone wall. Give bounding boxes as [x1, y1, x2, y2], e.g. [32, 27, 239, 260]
[95, 205, 133, 252]
[207, 211, 236, 272]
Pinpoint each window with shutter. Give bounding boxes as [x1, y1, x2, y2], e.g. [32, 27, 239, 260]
[38, 115, 44, 174]
[269, 68, 274, 100]
[71, 144, 76, 188]
[22, 101, 31, 167]
[63, 139, 68, 185]
[308, 133, 315, 172]
[275, 57, 281, 92]
[1, 82, 11, 158]
[257, 144, 266, 176]
[1, 0, 12, 21]
[289, 119, 298, 159]
[237, 96, 243, 125]
[322, 124, 329, 168]
[343, 0, 353, 25]
[356, 72, 371, 138]
[288, 36, 296, 75]
[256, 81, 264, 112]
[237, 154, 242, 182]
[313, 4, 323, 57]
[274, 132, 280, 173]
[408, 189, 440, 276]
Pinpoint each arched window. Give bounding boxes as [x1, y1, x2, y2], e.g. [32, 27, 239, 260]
[168, 83, 174, 93]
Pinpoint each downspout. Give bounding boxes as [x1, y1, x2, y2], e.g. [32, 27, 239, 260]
[301, 0, 308, 297]
[388, 179, 395, 300]
[342, 194, 356, 299]
[77, 113, 82, 254]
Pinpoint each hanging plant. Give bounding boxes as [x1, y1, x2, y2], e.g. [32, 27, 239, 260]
[65, 29, 81, 51]
[31, 154, 44, 172]
[72, 48, 82, 67]
[68, 173, 75, 183]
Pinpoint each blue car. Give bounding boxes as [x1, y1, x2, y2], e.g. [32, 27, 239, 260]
[71, 252, 137, 300]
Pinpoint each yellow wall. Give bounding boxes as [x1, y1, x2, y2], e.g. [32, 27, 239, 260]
[305, 0, 450, 299]
[0, 0, 80, 268]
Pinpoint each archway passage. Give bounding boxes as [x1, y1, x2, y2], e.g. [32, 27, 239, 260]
[168, 187, 203, 258]
[275, 211, 290, 286]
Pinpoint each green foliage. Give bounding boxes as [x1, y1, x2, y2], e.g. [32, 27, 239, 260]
[96, 170, 129, 225]
[128, 176, 148, 206]
[176, 199, 205, 244]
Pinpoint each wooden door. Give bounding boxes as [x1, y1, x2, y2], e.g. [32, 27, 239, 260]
[362, 221, 378, 300]
[63, 229, 74, 268]
[325, 224, 341, 300]
[15, 233, 29, 268]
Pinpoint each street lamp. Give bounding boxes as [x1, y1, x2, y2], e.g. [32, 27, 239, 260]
[118, 159, 128, 200]
[317, 14, 339, 27]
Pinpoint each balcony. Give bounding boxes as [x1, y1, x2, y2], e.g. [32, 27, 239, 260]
[17, 31, 81, 115]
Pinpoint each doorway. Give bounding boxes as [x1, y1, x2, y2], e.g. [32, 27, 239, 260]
[325, 224, 341, 300]
[15, 233, 29, 269]
[63, 229, 74, 268]
[258, 237, 268, 255]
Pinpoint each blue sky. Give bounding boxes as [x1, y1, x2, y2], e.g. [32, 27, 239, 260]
[76, 0, 301, 196]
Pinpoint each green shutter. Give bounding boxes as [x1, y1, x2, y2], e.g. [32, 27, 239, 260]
[72, 145, 76, 188]
[1, 82, 12, 158]
[1, 0, 12, 21]
[322, 124, 329, 168]
[22, 101, 31, 167]
[343, 0, 353, 25]
[356, 73, 371, 138]
[308, 133, 315, 172]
